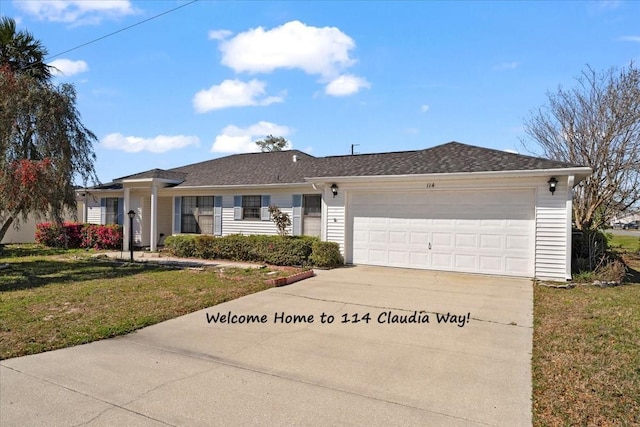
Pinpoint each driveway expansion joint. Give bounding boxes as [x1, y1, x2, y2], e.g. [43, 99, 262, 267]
[0, 364, 176, 426]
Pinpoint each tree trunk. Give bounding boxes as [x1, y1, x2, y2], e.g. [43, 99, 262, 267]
[0, 217, 14, 243]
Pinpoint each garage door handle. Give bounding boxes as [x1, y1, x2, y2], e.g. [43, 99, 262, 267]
[428, 242, 431, 250]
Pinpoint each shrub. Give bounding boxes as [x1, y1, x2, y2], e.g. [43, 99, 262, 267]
[164, 235, 197, 258]
[256, 236, 316, 266]
[82, 224, 123, 250]
[309, 241, 344, 268]
[36, 222, 120, 249]
[164, 234, 318, 265]
[572, 230, 608, 272]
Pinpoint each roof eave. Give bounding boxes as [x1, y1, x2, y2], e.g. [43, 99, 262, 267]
[305, 167, 592, 184]
[172, 182, 314, 190]
[120, 177, 184, 184]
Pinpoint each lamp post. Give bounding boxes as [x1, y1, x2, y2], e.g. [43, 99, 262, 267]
[127, 210, 135, 262]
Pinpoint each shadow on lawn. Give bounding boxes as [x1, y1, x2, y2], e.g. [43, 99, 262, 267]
[0, 258, 161, 292]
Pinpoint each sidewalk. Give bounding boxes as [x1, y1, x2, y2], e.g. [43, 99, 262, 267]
[96, 250, 264, 269]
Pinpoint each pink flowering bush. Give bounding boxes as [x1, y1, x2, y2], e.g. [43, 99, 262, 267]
[36, 222, 122, 250]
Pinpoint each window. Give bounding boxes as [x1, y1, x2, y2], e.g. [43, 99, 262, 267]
[181, 196, 214, 234]
[242, 195, 261, 220]
[303, 195, 321, 217]
[105, 198, 119, 224]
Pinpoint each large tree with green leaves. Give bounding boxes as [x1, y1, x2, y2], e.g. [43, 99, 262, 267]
[0, 17, 97, 242]
[523, 63, 640, 230]
[0, 16, 52, 82]
[255, 135, 290, 152]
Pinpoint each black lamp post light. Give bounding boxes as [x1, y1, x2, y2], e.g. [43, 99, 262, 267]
[127, 210, 135, 262]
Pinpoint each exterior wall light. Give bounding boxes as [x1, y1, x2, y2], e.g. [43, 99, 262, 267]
[331, 183, 339, 198]
[548, 177, 558, 195]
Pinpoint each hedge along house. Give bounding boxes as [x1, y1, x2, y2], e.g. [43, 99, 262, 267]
[79, 141, 590, 281]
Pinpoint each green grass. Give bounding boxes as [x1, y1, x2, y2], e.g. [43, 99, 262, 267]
[0, 245, 287, 360]
[607, 234, 640, 253]
[533, 279, 640, 426]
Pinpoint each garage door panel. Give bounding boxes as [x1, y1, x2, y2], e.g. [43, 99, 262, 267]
[479, 256, 502, 272]
[409, 252, 429, 266]
[480, 234, 503, 249]
[505, 258, 530, 275]
[389, 250, 408, 264]
[506, 235, 530, 250]
[431, 252, 453, 269]
[368, 249, 388, 263]
[350, 189, 534, 277]
[455, 233, 477, 248]
[409, 232, 429, 244]
[432, 232, 452, 246]
[389, 231, 408, 244]
[455, 254, 477, 270]
[368, 231, 386, 243]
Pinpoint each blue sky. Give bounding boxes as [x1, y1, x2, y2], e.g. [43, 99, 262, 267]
[3, 0, 640, 184]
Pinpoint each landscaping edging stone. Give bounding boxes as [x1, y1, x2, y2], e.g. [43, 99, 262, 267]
[265, 269, 315, 287]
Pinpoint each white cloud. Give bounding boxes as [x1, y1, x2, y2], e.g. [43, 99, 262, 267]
[102, 133, 199, 153]
[211, 121, 291, 154]
[493, 61, 521, 70]
[618, 36, 640, 42]
[49, 59, 89, 77]
[219, 20, 356, 78]
[405, 128, 420, 135]
[325, 74, 370, 96]
[208, 29, 232, 40]
[420, 104, 430, 113]
[193, 79, 284, 113]
[14, 0, 136, 24]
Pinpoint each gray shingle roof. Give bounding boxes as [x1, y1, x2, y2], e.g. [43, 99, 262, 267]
[92, 142, 584, 190]
[310, 141, 583, 177]
[115, 168, 187, 182]
[170, 150, 317, 186]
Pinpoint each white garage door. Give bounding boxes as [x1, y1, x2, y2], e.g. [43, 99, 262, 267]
[350, 189, 535, 277]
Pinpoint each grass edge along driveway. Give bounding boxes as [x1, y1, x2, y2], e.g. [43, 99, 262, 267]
[0, 246, 287, 360]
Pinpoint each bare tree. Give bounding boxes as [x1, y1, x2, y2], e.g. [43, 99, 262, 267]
[522, 63, 640, 230]
[255, 135, 289, 152]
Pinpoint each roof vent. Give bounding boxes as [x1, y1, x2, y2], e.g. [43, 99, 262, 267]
[293, 154, 298, 163]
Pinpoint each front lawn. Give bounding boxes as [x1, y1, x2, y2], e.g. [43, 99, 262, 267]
[533, 262, 640, 425]
[0, 245, 286, 360]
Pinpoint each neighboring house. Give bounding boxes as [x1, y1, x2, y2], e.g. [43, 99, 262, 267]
[1, 207, 82, 244]
[610, 211, 640, 226]
[79, 141, 591, 281]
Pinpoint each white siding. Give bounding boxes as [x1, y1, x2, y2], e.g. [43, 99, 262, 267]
[86, 196, 102, 224]
[325, 188, 346, 254]
[221, 194, 290, 236]
[535, 177, 569, 281]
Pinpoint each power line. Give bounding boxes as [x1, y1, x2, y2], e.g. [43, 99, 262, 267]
[46, 0, 200, 61]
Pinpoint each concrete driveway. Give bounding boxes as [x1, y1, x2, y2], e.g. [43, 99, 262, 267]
[1, 266, 533, 426]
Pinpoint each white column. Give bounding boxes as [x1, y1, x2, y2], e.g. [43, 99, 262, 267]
[150, 185, 158, 251]
[565, 175, 575, 281]
[123, 187, 130, 252]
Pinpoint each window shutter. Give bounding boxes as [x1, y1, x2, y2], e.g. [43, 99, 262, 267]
[292, 194, 302, 236]
[233, 196, 243, 220]
[117, 198, 124, 226]
[173, 197, 181, 234]
[100, 198, 106, 224]
[261, 195, 271, 221]
[214, 196, 222, 236]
